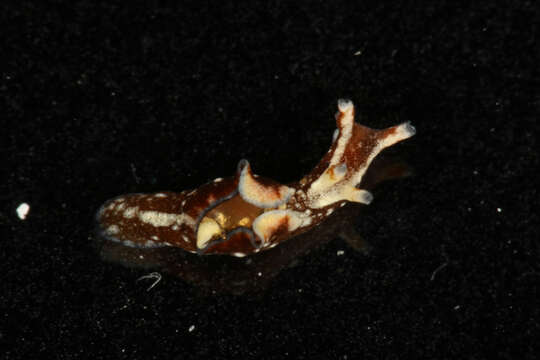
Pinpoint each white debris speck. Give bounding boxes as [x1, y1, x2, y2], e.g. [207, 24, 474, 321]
[354, 50, 362, 56]
[188, 325, 195, 332]
[337, 250, 345, 256]
[123, 206, 138, 219]
[106, 225, 120, 235]
[257, 272, 262, 277]
[137, 272, 162, 291]
[496, 208, 502, 213]
[145, 240, 156, 247]
[16, 203, 30, 220]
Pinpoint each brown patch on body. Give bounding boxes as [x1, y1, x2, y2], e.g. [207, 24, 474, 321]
[181, 177, 238, 219]
[267, 216, 291, 244]
[204, 230, 255, 254]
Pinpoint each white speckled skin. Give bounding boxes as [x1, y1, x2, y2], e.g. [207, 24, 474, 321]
[97, 100, 415, 256]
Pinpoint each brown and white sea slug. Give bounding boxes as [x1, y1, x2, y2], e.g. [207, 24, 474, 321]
[96, 99, 416, 257]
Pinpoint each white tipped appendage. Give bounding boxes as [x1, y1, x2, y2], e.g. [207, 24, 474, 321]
[337, 98, 354, 112]
[380, 121, 416, 148]
[238, 161, 294, 208]
[349, 189, 373, 204]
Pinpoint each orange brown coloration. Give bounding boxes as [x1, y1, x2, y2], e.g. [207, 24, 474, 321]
[96, 99, 415, 256]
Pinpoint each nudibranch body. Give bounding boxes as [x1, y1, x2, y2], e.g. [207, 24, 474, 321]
[97, 100, 415, 257]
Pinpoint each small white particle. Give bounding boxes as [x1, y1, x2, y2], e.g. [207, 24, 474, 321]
[151, 235, 159, 240]
[257, 272, 262, 277]
[154, 193, 167, 198]
[496, 208, 502, 213]
[214, 177, 223, 182]
[137, 272, 162, 291]
[145, 240, 156, 247]
[326, 208, 334, 216]
[354, 50, 362, 56]
[123, 207, 138, 219]
[106, 225, 120, 235]
[172, 225, 179, 231]
[232, 252, 246, 258]
[16, 203, 30, 220]
[454, 305, 461, 310]
[188, 325, 195, 332]
[182, 235, 189, 242]
[337, 250, 345, 256]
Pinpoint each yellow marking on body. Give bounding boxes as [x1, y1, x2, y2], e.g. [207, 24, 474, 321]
[196, 217, 223, 249]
